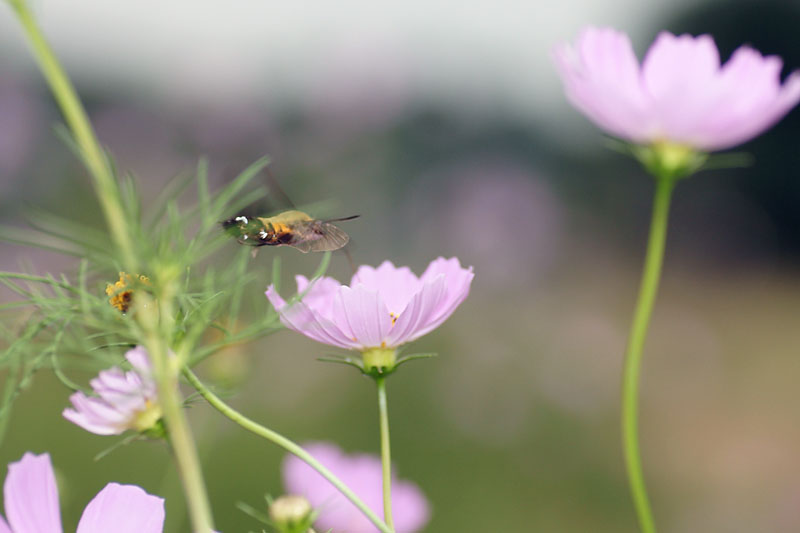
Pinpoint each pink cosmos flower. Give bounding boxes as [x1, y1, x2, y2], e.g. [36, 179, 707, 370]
[554, 27, 800, 151]
[265, 257, 474, 352]
[283, 442, 430, 533]
[63, 346, 162, 435]
[0, 452, 164, 533]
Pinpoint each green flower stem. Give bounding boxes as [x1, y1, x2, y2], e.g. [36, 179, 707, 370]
[622, 174, 676, 533]
[140, 292, 215, 533]
[6, 0, 136, 269]
[375, 376, 395, 531]
[182, 367, 394, 533]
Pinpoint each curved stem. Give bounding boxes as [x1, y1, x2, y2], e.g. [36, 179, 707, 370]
[6, 0, 137, 269]
[621, 175, 676, 533]
[182, 367, 393, 533]
[375, 376, 395, 531]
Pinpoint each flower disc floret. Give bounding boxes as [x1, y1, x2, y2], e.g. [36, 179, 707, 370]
[265, 257, 474, 351]
[554, 27, 800, 151]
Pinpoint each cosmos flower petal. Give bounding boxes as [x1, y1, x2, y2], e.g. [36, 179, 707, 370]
[63, 348, 160, 436]
[294, 275, 342, 320]
[125, 346, 153, 375]
[4, 453, 63, 533]
[350, 261, 421, 313]
[554, 26, 800, 150]
[267, 258, 472, 351]
[76, 483, 165, 533]
[391, 478, 431, 533]
[63, 394, 128, 435]
[337, 285, 393, 348]
[267, 285, 360, 349]
[554, 26, 651, 142]
[387, 274, 447, 346]
[0, 515, 10, 533]
[283, 442, 430, 533]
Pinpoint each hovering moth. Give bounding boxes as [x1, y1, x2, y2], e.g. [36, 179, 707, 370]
[222, 210, 359, 253]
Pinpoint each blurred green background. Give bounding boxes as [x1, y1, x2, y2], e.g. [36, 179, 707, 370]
[2, 0, 800, 531]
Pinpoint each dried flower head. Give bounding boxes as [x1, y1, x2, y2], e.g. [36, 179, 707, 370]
[105, 272, 150, 313]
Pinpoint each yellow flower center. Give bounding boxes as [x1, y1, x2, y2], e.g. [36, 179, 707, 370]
[132, 399, 163, 432]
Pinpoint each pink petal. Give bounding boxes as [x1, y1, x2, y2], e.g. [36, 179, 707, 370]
[266, 285, 360, 350]
[554, 26, 650, 142]
[125, 346, 152, 375]
[337, 284, 393, 348]
[350, 261, 421, 314]
[63, 393, 127, 435]
[554, 26, 800, 150]
[387, 274, 447, 346]
[283, 442, 430, 533]
[392, 479, 431, 533]
[76, 483, 164, 533]
[294, 275, 343, 320]
[4, 453, 63, 533]
[643, 32, 722, 141]
[0, 516, 11, 533]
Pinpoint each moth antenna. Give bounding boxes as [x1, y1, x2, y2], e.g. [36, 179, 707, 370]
[325, 214, 360, 223]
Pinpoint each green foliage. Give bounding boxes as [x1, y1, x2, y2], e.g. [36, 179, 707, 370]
[0, 155, 305, 446]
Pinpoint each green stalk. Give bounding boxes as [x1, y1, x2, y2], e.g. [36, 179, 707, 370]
[182, 367, 394, 533]
[7, 2, 214, 528]
[621, 174, 676, 533]
[139, 292, 215, 532]
[375, 376, 395, 530]
[6, 0, 136, 269]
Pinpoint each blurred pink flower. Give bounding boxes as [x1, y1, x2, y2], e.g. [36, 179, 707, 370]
[0, 452, 164, 533]
[283, 442, 430, 533]
[63, 347, 161, 435]
[554, 27, 800, 151]
[265, 257, 474, 351]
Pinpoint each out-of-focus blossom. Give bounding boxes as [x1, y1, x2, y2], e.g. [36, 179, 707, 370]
[283, 442, 430, 533]
[0, 452, 164, 533]
[266, 257, 473, 370]
[63, 347, 161, 435]
[554, 27, 800, 151]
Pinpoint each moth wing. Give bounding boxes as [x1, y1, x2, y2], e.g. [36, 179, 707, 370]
[288, 221, 350, 253]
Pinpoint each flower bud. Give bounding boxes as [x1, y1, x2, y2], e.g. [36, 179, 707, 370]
[269, 494, 314, 533]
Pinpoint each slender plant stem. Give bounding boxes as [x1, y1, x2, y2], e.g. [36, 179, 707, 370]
[621, 174, 676, 533]
[182, 367, 394, 533]
[6, 0, 137, 269]
[142, 290, 215, 533]
[7, 3, 213, 528]
[375, 376, 395, 531]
